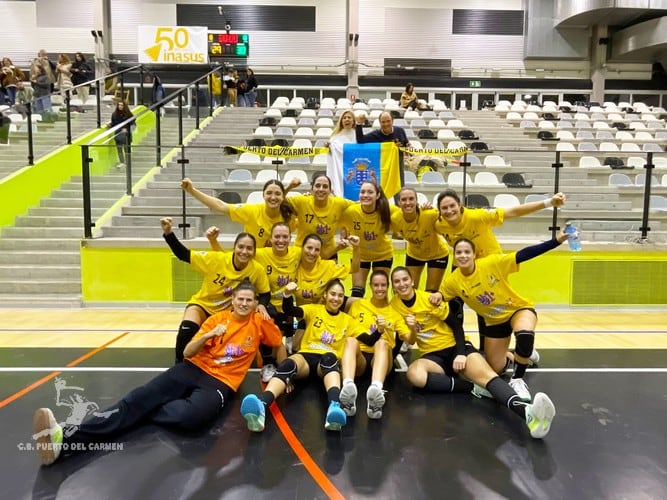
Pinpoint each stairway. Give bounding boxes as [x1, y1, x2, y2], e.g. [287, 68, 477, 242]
[0, 115, 194, 306]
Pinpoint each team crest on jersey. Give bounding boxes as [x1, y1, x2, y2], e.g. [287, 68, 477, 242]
[487, 274, 500, 287]
[320, 330, 335, 344]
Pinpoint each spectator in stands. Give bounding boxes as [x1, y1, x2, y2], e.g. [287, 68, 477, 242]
[32, 281, 282, 466]
[400, 82, 428, 111]
[15, 80, 34, 117]
[56, 54, 73, 98]
[355, 111, 410, 188]
[243, 68, 258, 107]
[161, 217, 271, 363]
[180, 177, 296, 248]
[31, 65, 52, 113]
[237, 75, 247, 107]
[340, 179, 398, 297]
[327, 110, 357, 196]
[109, 100, 133, 168]
[71, 52, 93, 104]
[1, 57, 25, 105]
[225, 68, 237, 107]
[32, 49, 56, 90]
[429, 230, 569, 404]
[391, 187, 450, 293]
[390, 266, 556, 440]
[207, 69, 223, 107]
[240, 279, 359, 433]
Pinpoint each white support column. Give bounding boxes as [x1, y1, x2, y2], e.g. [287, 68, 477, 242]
[346, 0, 359, 99]
[590, 25, 608, 104]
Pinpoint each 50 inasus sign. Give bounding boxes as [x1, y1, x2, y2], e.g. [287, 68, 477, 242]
[138, 26, 208, 64]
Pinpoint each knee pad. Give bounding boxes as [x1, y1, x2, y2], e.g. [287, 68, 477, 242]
[351, 286, 365, 298]
[319, 352, 340, 377]
[514, 330, 535, 358]
[273, 358, 297, 384]
[175, 320, 200, 362]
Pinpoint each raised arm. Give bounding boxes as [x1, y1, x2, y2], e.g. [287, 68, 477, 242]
[281, 282, 304, 318]
[515, 229, 568, 264]
[183, 323, 226, 359]
[504, 192, 566, 219]
[181, 177, 231, 214]
[161, 217, 191, 263]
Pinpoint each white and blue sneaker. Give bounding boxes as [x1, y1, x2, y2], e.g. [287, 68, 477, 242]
[240, 394, 266, 432]
[324, 401, 347, 431]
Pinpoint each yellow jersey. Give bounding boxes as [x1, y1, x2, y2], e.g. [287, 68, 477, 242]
[254, 247, 302, 312]
[389, 290, 459, 354]
[189, 250, 270, 314]
[228, 203, 295, 248]
[340, 204, 399, 261]
[440, 253, 534, 326]
[391, 208, 449, 261]
[294, 258, 351, 305]
[347, 299, 409, 353]
[434, 207, 504, 258]
[298, 304, 359, 358]
[289, 194, 353, 253]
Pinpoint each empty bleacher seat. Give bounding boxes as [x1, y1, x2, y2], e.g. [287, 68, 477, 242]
[246, 191, 265, 204]
[420, 171, 446, 185]
[635, 173, 659, 186]
[608, 173, 633, 187]
[253, 126, 274, 139]
[465, 194, 490, 208]
[226, 169, 253, 183]
[502, 172, 530, 188]
[483, 155, 509, 167]
[447, 171, 473, 186]
[579, 156, 602, 168]
[474, 172, 501, 185]
[255, 169, 280, 183]
[282, 169, 309, 184]
[218, 191, 243, 204]
[237, 153, 261, 165]
[493, 193, 520, 208]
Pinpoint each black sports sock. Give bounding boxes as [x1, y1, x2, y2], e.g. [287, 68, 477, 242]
[175, 320, 200, 362]
[513, 361, 528, 379]
[487, 376, 526, 418]
[260, 391, 275, 406]
[424, 373, 473, 393]
[327, 386, 341, 404]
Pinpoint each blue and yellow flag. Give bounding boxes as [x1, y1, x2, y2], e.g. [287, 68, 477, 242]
[342, 142, 401, 201]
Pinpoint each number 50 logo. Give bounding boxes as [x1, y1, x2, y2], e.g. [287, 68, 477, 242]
[139, 26, 207, 64]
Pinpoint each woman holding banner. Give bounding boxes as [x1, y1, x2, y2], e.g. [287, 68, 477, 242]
[326, 110, 357, 196]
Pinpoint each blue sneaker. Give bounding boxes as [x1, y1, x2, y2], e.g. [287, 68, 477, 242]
[240, 394, 265, 432]
[324, 401, 347, 431]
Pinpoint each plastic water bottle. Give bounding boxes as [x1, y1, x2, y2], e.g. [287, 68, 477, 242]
[564, 223, 582, 252]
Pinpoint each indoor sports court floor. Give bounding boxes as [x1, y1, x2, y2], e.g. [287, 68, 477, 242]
[1, 308, 666, 499]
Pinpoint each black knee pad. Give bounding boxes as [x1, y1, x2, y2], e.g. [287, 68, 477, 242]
[175, 320, 200, 362]
[351, 286, 365, 298]
[514, 330, 535, 358]
[319, 352, 340, 376]
[273, 358, 297, 384]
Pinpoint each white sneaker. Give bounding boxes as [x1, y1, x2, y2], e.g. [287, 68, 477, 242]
[509, 377, 532, 402]
[471, 383, 493, 399]
[285, 337, 293, 355]
[525, 392, 556, 439]
[260, 363, 277, 383]
[529, 349, 541, 366]
[339, 382, 357, 416]
[33, 408, 63, 465]
[366, 385, 386, 419]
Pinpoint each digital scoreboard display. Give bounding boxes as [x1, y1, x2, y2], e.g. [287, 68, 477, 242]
[208, 33, 249, 57]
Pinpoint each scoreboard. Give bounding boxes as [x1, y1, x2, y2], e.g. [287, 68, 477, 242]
[208, 33, 249, 58]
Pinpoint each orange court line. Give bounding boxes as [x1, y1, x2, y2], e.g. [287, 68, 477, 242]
[269, 403, 345, 500]
[0, 332, 130, 409]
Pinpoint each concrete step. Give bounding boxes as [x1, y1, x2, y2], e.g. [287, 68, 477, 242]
[0, 265, 80, 279]
[1, 226, 85, 238]
[14, 215, 85, 228]
[0, 279, 81, 294]
[0, 238, 81, 251]
[0, 251, 80, 265]
[0, 293, 82, 307]
[28, 207, 107, 217]
[100, 225, 201, 238]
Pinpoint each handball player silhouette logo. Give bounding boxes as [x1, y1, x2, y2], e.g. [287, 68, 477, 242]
[31, 377, 117, 440]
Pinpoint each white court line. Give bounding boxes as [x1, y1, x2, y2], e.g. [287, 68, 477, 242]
[0, 367, 666, 373]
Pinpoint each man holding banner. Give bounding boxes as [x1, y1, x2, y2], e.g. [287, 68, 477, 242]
[354, 112, 410, 196]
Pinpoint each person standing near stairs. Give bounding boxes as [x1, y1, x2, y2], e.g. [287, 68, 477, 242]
[109, 100, 133, 168]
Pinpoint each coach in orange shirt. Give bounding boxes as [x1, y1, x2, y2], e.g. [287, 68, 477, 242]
[32, 282, 282, 466]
